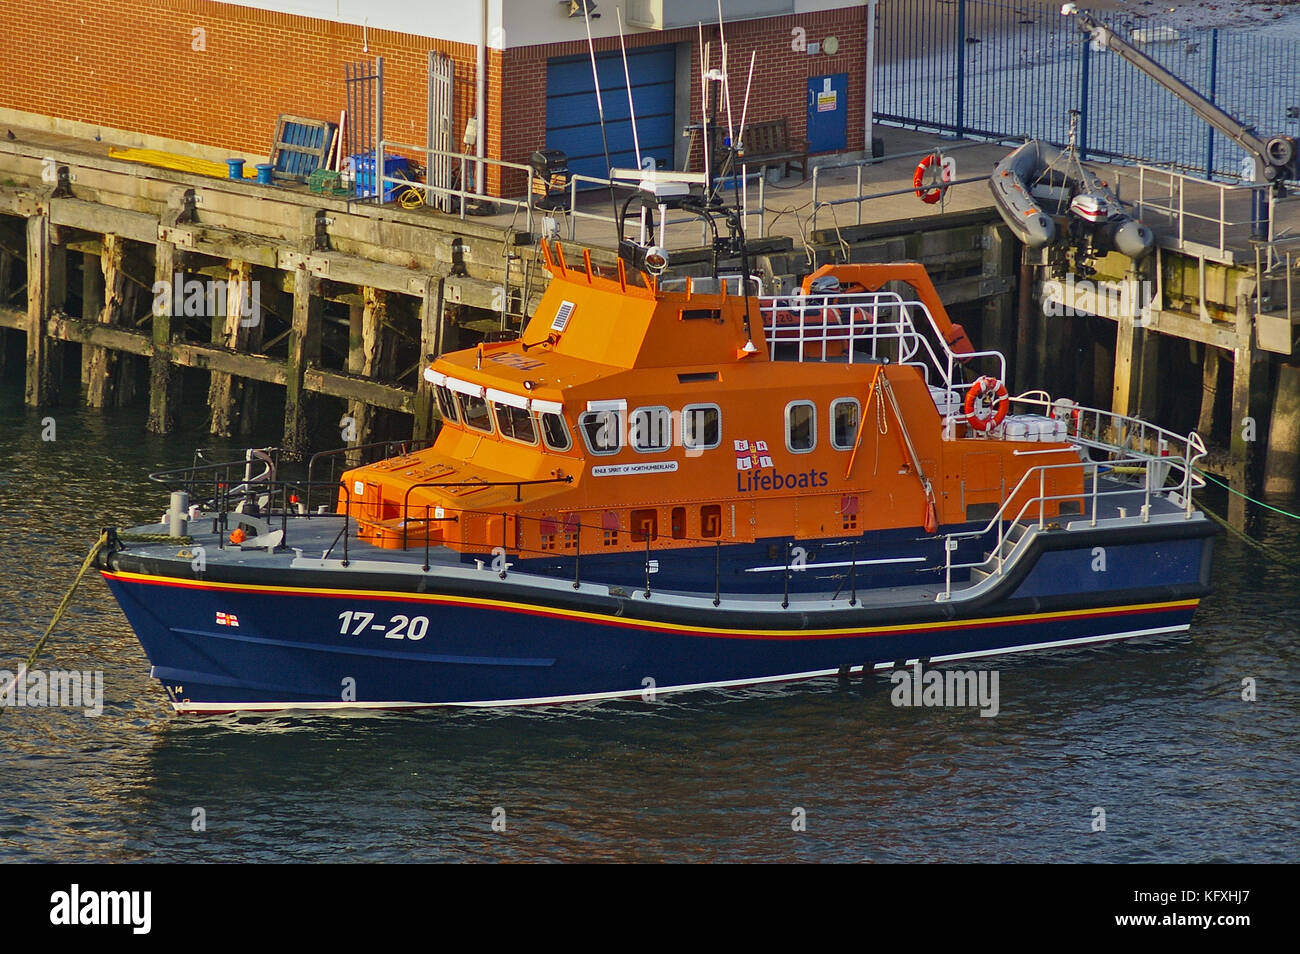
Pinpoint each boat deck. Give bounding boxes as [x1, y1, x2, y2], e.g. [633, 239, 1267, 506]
[109, 471, 1199, 613]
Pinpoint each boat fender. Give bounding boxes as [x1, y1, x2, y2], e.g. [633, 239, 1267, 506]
[963, 376, 1010, 432]
[924, 500, 939, 535]
[913, 154, 949, 204]
[944, 322, 975, 361]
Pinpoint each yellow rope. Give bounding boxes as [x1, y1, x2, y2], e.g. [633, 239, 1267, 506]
[0, 532, 109, 716]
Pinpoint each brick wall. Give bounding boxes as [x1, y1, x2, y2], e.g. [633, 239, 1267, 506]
[496, 7, 866, 194]
[0, 1, 866, 199]
[0, 1, 477, 169]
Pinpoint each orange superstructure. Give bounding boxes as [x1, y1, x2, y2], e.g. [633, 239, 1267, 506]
[341, 242, 1083, 559]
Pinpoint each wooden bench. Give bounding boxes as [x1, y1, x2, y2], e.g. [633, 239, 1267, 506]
[687, 119, 808, 180]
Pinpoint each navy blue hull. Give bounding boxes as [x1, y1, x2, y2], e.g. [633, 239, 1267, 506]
[102, 540, 1208, 711]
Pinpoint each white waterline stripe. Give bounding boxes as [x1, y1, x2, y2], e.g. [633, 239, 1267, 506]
[172, 623, 1190, 713]
[743, 556, 926, 573]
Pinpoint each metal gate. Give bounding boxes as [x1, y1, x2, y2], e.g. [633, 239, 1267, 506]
[875, 0, 1300, 180]
[427, 52, 456, 212]
[345, 57, 384, 196]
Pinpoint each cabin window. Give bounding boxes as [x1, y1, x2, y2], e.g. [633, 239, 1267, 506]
[701, 504, 722, 538]
[435, 385, 459, 424]
[493, 403, 538, 445]
[785, 400, 816, 453]
[540, 412, 572, 452]
[458, 392, 493, 433]
[580, 409, 623, 455]
[630, 406, 671, 453]
[831, 398, 860, 451]
[682, 403, 721, 451]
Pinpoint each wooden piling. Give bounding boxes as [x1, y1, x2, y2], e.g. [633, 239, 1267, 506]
[283, 267, 322, 460]
[83, 234, 128, 408]
[1197, 344, 1221, 439]
[346, 286, 392, 452]
[147, 237, 179, 433]
[25, 213, 63, 406]
[208, 259, 254, 437]
[412, 276, 445, 444]
[1264, 362, 1300, 496]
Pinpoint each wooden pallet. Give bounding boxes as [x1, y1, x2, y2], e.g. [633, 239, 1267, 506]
[270, 115, 336, 181]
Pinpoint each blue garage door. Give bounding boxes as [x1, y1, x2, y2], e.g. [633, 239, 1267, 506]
[546, 45, 676, 184]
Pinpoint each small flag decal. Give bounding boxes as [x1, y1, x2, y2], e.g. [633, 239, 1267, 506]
[216, 612, 240, 627]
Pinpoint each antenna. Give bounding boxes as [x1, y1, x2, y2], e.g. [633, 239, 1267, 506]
[737, 50, 756, 147]
[713, 0, 756, 357]
[698, 24, 713, 204]
[581, 2, 620, 239]
[616, 8, 642, 170]
[716, 0, 735, 144]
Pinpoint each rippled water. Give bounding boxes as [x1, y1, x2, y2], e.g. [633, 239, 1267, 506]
[0, 378, 1297, 863]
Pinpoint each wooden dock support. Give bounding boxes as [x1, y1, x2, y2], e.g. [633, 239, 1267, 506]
[208, 260, 254, 437]
[1111, 312, 1160, 422]
[1264, 362, 1300, 496]
[25, 213, 65, 406]
[412, 276, 445, 443]
[82, 234, 128, 408]
[1228, 339, 1269, 527]
[346, 286, 398, 452]
[1197, 344, 1221, 438]
[147, 236, 179, 433]
[283, 267, 322, 460]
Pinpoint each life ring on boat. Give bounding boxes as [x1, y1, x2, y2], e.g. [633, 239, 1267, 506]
[913, 154, 948, 204]
[963, 376, 1010, 432]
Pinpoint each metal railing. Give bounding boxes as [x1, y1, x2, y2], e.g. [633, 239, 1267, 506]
[1128, 164, 1274, 256]
[936, 395, 1208, 599]
[756, 291, 1007, 389]
[807, 142, 989, 231]
[877, 0, 1300, 180]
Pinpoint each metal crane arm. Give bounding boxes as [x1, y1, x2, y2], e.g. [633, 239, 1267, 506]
[1064, 5, 1295, 180]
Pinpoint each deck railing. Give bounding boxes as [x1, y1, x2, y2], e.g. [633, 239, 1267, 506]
[936, 397, 1208, 599]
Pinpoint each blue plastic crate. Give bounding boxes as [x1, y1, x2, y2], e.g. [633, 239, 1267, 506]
[352, 154, 409, 202]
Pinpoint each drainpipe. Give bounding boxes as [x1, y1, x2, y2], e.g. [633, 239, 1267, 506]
[864, 0, 877, 155]
[476, 0, 488, 196]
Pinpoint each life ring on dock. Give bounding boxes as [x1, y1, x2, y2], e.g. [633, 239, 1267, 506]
[913, 154, 948, 204]
[964, 376, 1010, 432]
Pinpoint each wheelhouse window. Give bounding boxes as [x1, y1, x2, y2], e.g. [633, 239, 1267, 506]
[630, 406, 671, 453]
[682, 403, 721, 451]
[493, 403, 538, 445]
[435, 385, 459, 425]
[540, 412, 572, 452]
[831, 398, 860, 451]
[579, 409, 623, 455]
[786, 400, 816, 453]
[457, 392, 493, 433]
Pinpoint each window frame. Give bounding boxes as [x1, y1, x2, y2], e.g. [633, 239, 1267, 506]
[578, 408, 624, 456]
[457, 391, 494, 434]
[830, 397, 861, 451]
[682, 402, 722, 452]
[540, 412, 572, 452]
[785, 399, 817, 454]
[629, 405, 672, 454]
[492, 402, 539, 446]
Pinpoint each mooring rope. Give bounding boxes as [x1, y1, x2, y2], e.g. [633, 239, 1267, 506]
[1194, 467, 1300, 521]
[0, 532, 109, 715]
[1193, 496, 1300, 569]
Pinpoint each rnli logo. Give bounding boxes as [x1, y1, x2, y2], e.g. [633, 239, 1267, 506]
[733, 439, 828, 493]
[734, 439, 773, 472]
